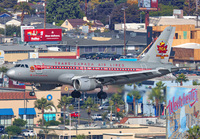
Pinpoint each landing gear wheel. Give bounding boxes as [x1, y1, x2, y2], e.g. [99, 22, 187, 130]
[97, 91, 107, 99]
[71, 90, 81, 98]
[29, 91, 35, 96]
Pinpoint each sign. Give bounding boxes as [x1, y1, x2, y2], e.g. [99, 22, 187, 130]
[24, 29, 62, 42]
[29, 52, 39, 59]
[20, 26, 35, 42]
[0, 50, 4, 65]
[138, 0, 158, 10]
[167, 87, 199, 138]
[47, 94, 53, 101]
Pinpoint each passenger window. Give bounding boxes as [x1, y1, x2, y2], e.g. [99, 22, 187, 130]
[21, 64, 24, 67]
[25, 64, 29, 68]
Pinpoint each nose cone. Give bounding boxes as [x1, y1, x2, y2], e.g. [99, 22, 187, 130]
[6, 69, 15, 79]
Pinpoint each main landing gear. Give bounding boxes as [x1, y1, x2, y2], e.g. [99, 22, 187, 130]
[71, 90, 81, 98]
[97, 91, 107, 99]
[97, 87, 107, 99]
[71, 89, 107, 99]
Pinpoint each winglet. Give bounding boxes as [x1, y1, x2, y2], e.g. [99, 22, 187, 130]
[139, 26, 176, 63]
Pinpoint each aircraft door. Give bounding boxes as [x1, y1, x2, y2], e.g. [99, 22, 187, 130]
[35, 60, 43, 74]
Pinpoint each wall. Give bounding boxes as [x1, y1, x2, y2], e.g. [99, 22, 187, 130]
[5, 52, 76, 62]
[167, 86, 200, 138]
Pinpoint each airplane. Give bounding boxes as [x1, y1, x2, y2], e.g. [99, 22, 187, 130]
[6, 26, 178, 99]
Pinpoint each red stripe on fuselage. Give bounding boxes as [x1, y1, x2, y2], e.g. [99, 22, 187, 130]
[34, 65, 152, 71]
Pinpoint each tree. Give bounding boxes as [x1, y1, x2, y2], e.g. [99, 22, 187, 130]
[87, 2, 115, 25]
[185, 125, 200, 139]
[5, 125, 21, 135]
[46, 0, 84, 25]
[149, 4, 178, 17]
[83, 97, 98, 124]
[5, 25, 20, 37]
[57, 95, 73, 126]
[13, 2, 33, 25]
[0, 0, 17, 8]
[149, 85, 164, 117]
[110, 3, 140, 30]
[45, 120, 60, 126]
[0, 66, 8, 73]
[183, 0, 196, 16]
[128, 90, 141, 116]
[34, 97, 54, 126]
[111, 93, 124, 118]
[176, 73, 189, 86]
[109, 100, 114, 121]
[13, 118, 27, 127]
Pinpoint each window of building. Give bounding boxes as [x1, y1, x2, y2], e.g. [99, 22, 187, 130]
[85, 47, 92, 52]
[99, 47, 106, 52]
[66, 21, 68, 26]
[191, 31, 195, 39]
[0, 115, 12, 127]
[111, 47, 115, 52]
[175, 33, 178, 39]
[19, 115, 34, 128]
[43, 114, 56, 122]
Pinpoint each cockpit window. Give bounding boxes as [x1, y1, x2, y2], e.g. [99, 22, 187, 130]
[15, 64, 21, 67]
[14, 64, 29, 68]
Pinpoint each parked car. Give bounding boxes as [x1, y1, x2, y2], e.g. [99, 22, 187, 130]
[70, 112, 80, 118]
[106, 113, 118, 121]
[91, 114, 102, 120]
[22, 130, 36, 137]
[79, 53, 89, 59]
[98, 102, 110, 110]
[73, 101, 85, 107]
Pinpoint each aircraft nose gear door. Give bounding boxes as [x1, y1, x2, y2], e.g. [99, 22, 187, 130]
[35, 60, 43, 74]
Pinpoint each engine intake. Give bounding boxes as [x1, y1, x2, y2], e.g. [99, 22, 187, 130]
[73, 78, 100, 91]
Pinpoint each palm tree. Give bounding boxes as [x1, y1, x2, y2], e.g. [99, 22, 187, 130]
[57, 95, 73, 126]
[111, 93, 124, 119]
[185, 125, 200, 139]
[84, 97, 98, 125]
[13, 2, 33, 25]
[128, 90, 141, 116]
[109, 100, 114, 121]
[149, 87, 164, 117]
[34, 97, 54, 126]
[176, 73, 189, 86]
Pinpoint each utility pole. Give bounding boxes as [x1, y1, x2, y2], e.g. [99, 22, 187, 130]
[122, 7, 127, 56]
[85, 0, 87, 16]
[44, 0, 46, 29]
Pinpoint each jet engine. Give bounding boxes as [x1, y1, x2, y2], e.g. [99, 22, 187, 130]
[73, 78, 100, 91]
[35, 84, 58, 91]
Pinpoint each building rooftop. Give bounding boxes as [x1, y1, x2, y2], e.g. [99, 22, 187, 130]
[150, 16, 200, 27]
[0, 92, 37, 100]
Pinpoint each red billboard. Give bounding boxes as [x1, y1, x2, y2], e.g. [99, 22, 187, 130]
[24, 29, 62, 42]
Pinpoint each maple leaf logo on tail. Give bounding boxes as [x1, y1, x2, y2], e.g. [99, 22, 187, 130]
[156, 41, 168, 59]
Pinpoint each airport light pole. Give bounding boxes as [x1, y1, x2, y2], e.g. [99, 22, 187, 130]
[122, 7, 127, 56]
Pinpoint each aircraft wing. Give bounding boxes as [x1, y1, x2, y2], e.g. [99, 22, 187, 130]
[91, 68, 169, 78]
[72, 68, 171, 84]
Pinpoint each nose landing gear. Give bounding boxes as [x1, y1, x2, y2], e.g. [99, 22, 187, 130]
[29, 86, 35, 96]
